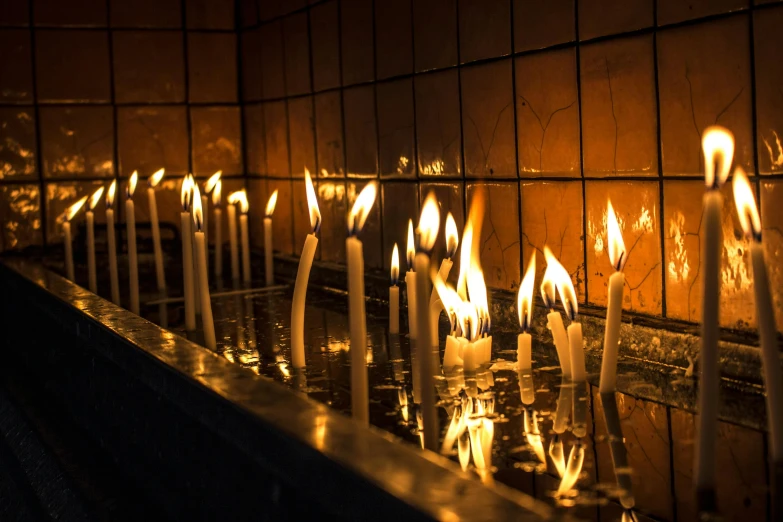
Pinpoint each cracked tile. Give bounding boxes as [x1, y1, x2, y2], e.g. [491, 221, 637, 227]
[191, 106, 243, 175]
[415, 69, 462, 177]
[344, 85, 378, 178]
[315, 91, 345, 178]
[375, 0, 413, 79]
[382, 183, 418, 271]
[458, 0, 511, 63]
[760, 180, 783, 333]
[288, 96, 315, 179]
[0, 108, 37, 180]
[341, 0, 374, 86]
[513, 0, 574, 52]
[310, 0, 340, 91]
[413, 0, 458, 72]
[377, 79, 415, 179]
[40, 107, 114, 179]
[753, 6, 783, 175]
[113, 31, 184, 103]
[243, 103, 266, 175]
[0, 185, 40, 252]
[578, 0, 652, 40]
[0, 30, 33, 103]
[117, 106, 188, 177]
[263, 101, 289, 178]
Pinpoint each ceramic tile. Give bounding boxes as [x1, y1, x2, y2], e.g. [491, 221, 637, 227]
[413, 0, 458, 72]
[420, 182, 464, 280]
[267, 179, 293, 254]
[381, 182, 418, 270]
[0, 30, 33, 103]
[186, 0, 235, 29]
[263, 100, 289, 177]
[40, 107, 114, 179]
[670, 409, 767, 521]
[310, 0, 340, 91]
[347, 181, 382, 269]
[317, 180, 347, 263]
[341, 0, 374, 86]
[520, 181, 585, 301]
[243, 104, 266, 174]
[461, 60, 516, 178]
[466, 182, 520, 291]
[315, 91, 344, 177]
[247, 178, 267, 249]
[239, 0, 258, 27]
[0, 0, 29, 26]
[515, 49, 580, 178]
[586, 181, 661, 314]
[375, 0, 412, 79]
[344, 85, 377, 178]
[34, 0, 106, 26]
[260, 20, 285, 100]
[35, 30, 110, 103]
[241, 28, 263, 101]
[663, 180, 755, 328]
[753, 6, 783, 175]
[513, 0, 574, 52]
[657, 15, 753, 176]
[578, 0, 653, 40]
[458, 0, 511, 63]
[191, 107, 243, 175]
[658, 0, 747, 25]
[580, 35, 657, 177]
[0, 185, 40, 252]
[761, 180, 783, 332]
[377, 79, 415, 179]
[288, 96, 315, 178]
[117, 106, 188, 177]
[0, 108, 36, 180]
[283, 13, 311, 96]
[188, 33, 237, 103]
[291, 179, 314, 256]
[46, 180, 106, 243]
[109, 0, 181, 28]
[415, 69, 462, 177]
[113, 31, 185, 103]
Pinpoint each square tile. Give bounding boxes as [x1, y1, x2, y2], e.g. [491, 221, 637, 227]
[375, 0, 412, 79]
[658, 0, 747, 25]
[341, 0, 374, 85]
[513, 0, 574, 52]
[283, 12, 311, 96]
[288, 96, 315, 178]
[113, 31, 185, 103]
[117, 106, 188, 177]
[458, 0, 510, 63]
[316, 180, 347, 263]
[191, 106, 243, 175]
[347, 181, 382, 268]
[243, 103, 266, 174]
[377, 79, 414, 178]
[110, 0, 180, 27]
[344, 85, 377, 178]
[267, 179, 293, 254]
[35, 30, 110, 102]
[382, 182, 419, 270]
[0, 108, 36, 180]
[578, 0, 653, 40]
[515, 49, 580, 178]
[263, 100, 289, 177]
[310, 0, 340, 91]
[34, 0, 106, 26]
[247, 177, 267, 249]
[241, 28, 263, 101]
[188, 33, 237, 103]
[663, 180, 756, 328]
[186, 0, 235, 29]
[415, 69, 462, 177]
[586, 181, 661, 314]
[580, 35, 657, 177]
[291, 179, 314, 256]
[761, 180, 783, 333]
[413, 0, 458, 72]
[0, 30, 33, 103]
[260, 20, 285, 100]
[754, 6, 783, 175]
[46, 180, 106, 243]
[0, 0, 29, 26]
[0, 184, 40, 252]
[40, 107, 114, 179]
[461, 60, 516, 178]
[658, 15, 753, 176]
[315, 91, 344, 177]
[420, 182, 464, 280]
[466, 182, 520, 290]
[520, 181, 585, 301]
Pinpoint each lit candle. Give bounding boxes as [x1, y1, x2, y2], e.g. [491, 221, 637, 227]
[695, 126, 734, 501]
[212, 180, 223, 278]
[63, 196, 88, 282]
[192, 183, 216, 350]
[429, 212, 459, 344]
[389, 243, 400, 334]
[147, 168, 166, 292]
[431, 270, 463, 367]
[226, 191, 240, 281]
[264, 189, 279, 286]
[236, 189, 251, 285]
[86, 185, 105, 293]
[346, 183, 378, 425]
[404, 220, 417, 339]
[188, 175, 201, 315]
[105, 181, 120, 305]
[733, 167, 783, 465]
[467, 262, 491, 365]
[126, 171, 140, 315]
[203, 171, 221, 266]
[541, 246, 572, 378]
[547, 249, 584, 382]
[415, 192, 440, 451]
[291, 170, 321, 369]
[180, 176, 196, 331]
[599, 200, 627, 393]
[517, 252, 536, 371]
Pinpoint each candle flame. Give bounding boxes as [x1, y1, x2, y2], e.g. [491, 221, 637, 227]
[431, 268, 463, 334]
[457, 223, 473, 300]
[406, 220, 415, 269]
[305, 168, 321, 233]
[732, 167, 762, 242]
[518, 252, 536, 331]
[391, 243, 399, 285]
[65, 196, 88, 221]
[467, 260, 489, 336]
[181, 175, 193, 211]
[127, 171, 138, 199]
[88, 186, 105, 210]
[106, 180, 116, 207]
[417, 192, 440, 254]
[266, 189, 278, 217]
[228, 190, 249, 213]
[445, 212, 459, 258]
[607, 199, 627, 271]
[542, 246, 578, 320]
[557, 440, 585, 495]
[347, 182, 377, 236]
[148, 168, 165, 188]
[702, 126, 734, 189]
[523, 407, 546, 464]
[192, 183, 203, 231]
[549, 435, 566, 478]
[205, 170, 222, 192]
[212, 180, 222, 205]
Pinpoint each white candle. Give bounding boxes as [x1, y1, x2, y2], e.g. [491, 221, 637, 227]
[600, 200, 627, 393]
[86, 210, 96, 292]
[192, 184, 216, 350]
[542, 247, 574, 379]
[180, 176, 196, 331]
[126, 172, 139, 315]
[517, 252, 537, 371]
[389, 243, 400, 334]
[547, 310, 571, 377]
[568, 322, 585, 381]
[443, 334, 463, 367]
[227, 199, 239, 281]
[212, 180, 223, 278]
[517, 333, 532, 371]
[265, 189, 278, 286]
[105, 199, 120, 305]
[147, 168, 166, 292]
[241, 212, 251, 284]
[405, 220, 417, 339]
[63, 221, 74, 281]
[428, 213, 458, 343]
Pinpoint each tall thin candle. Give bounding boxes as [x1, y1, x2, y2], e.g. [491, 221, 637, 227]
[429, 212, 459, 344]
[188, 175, 201, 315]
[204, 171, 222, 276]
[212, 180, 223, 278]
[147, 168, 166, 292]
[599, 200, 627, 393]
[180, 176, 196, 331]
[192, 184, 216, 350]
[236, 190, 251, 285]
[389, 244, 400, 334]
[517, 252, 536, 371]
[264, 189, 278, 286]
[63, 196, 88, 282]
[86, 186, 104, 293]
[405, 220, 417, 339]
[105, 181, 120, 305]
[126, 171, 140, 314]
[227, 191, 240, 281]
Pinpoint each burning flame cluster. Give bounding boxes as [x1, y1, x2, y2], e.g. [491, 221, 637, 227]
[441, 393, 495, 480]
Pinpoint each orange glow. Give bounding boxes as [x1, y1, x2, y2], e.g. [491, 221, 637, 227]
[557, 441, 585, 496]
[181, 175, 193, 211]
[347, 182, 377, 236]
[265, 189, 279, 217]
[549, 436, 566, 478]
[543, 246, 578, 320]
[702, 125, 734, 189]
[406, 219, 415, 269]
[732, 167, 762, 241]
[305, 168, 321, 233]
[88, 186, 105, 211]
[466, 262, 488, 334]
[391, 243, 399, 285]
[106, 180, 116, 207]
[431, 268, 462, 332]
[417, 192, 440, 253]
[445, 212, 459, 258]
[523, 408, 546, 464]
[228, 190, 249, 213]
[518, 252, 536, 331]
[192, 183, 203, 231]
[148, 168, 165, 188]
[127, 171, 138, 199]
[607, 199, 627, 271]
[65, 196, 88, 221]
[205, 170, 221, 193]
[212, 180, 222, 205]
[457, 222, 473, 300]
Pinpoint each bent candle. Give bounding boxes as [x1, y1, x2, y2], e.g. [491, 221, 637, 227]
[541, 246, 571, 378]
[126, 171, 140, 315]
[599, 200, 627, 393]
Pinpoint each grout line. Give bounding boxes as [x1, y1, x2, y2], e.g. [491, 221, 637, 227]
[748, 9, 763, 209]
[574, 0, 589, 305]
[227, 172, 783, 182]
[28, 0, 47, 249]
[454, 0, 467, 222]
[509, 0, 523, 286]
[106, 0, 122, 233]
[653, 0, 668, 318]
[408, 0, 419, 180]
[666, 405, 678, 521]
[371, 0, 384, 259]
[22, 25, 237, 33]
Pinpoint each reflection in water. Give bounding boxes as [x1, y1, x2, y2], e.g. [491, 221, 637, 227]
[601, 392, 635, 511]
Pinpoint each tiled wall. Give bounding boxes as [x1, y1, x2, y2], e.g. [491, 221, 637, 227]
[242, 0, 783, 335]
